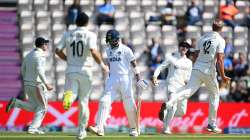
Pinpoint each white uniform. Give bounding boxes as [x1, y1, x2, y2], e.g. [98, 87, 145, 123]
[95, 44, 138, 132]
[153, 53, 192, 129]
[14, 48, 48, 129]
[56, 27, 97, 132]
[167, 31, 225, 127]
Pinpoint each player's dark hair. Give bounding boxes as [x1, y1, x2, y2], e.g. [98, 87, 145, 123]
[76, 12, 89, 27]
[212, 19, 224, 32]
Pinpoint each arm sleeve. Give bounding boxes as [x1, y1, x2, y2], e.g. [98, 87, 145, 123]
[195, 38, 201, 51]
[217, 38, 225, 53]
[127, 48, 136, 62]
[87, 33, 98, 50]
[56, 32, 67, 51]
[36, 58, 47, 84]
[153, 60, 169, 78]
[185, 62, 192, 81]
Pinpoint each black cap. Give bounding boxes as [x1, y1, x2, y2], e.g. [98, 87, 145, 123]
[35, 37, 49, 47]
[76, 12, 89, 26]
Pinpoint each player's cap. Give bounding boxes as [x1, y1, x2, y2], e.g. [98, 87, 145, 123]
[35, 37, 49, 47]
[106, 29, 120, 43]
[179, 41, 191, 48]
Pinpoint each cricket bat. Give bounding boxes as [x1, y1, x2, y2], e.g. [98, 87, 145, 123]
[136, 92, 142, 135]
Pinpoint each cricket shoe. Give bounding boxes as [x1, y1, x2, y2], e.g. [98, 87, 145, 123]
[27, 128, 45, 135]
[77, 130, 87, 140]
[129, 128, 138, 137]
[6, 98, 16, 113]
[158, 103, 167, 121]
[88, 126, 104, 136]
[63, 90, 73, 110]
[162, 127, 172, 134]
[207, 124, 222, 133]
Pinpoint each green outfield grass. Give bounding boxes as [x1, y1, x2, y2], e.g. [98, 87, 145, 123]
[0, 132, 250, 140]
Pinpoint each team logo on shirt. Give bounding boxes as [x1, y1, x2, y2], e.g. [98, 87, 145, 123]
[109, 51, 121, 62]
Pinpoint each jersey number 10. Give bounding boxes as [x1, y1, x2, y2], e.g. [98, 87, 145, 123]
[70, 40, 84, 57]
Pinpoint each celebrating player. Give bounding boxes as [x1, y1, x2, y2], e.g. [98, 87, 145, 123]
[164, 19, 231, 133]
[88, 29, 147, 137]
[152, 41, 192, 134]
[6, 37, 53, 134]
[55, 12, 108, 140]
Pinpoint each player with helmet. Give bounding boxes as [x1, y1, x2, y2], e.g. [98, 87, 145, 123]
[88, 29, 147, 137]
[55, 12, 109, 140]
[164, 19, 231, 133]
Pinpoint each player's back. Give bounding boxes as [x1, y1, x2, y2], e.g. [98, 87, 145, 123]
[22, 49, 45, 85]
[64, 27, 96, 73]
[194, 31, 225, 75]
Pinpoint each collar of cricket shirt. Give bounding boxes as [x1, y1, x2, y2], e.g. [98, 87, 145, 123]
[77, 26, 87, 30]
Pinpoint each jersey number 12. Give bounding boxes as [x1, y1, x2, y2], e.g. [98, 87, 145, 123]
[203, 40, 211, 54]
[70, 40, 84, 57]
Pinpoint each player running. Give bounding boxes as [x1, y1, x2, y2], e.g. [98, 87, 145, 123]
[152, 41, 192, 134]
[164, 19, 231, 133]
[88, 29, 147, 137]
[6, 37, 53, 134]
[55, 12, 108, 140]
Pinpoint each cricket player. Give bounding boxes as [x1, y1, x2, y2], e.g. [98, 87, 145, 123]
[164, 19, 231, 133]
[6, 37, 53, 134]
[55, 12, 108, 140]
[152, 41, 192, 134]
[88, 29, 147, 137]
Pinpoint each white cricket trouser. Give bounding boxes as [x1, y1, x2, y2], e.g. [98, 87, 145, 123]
[164, 83, 187, 129]
[168, 69, 220, 127]
[14, 84, 47, 129]
[64, 71, 92, 132]
[96, 74, 137, 131]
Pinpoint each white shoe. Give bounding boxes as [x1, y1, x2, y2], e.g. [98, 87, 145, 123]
[207, 124, 222, 133]
[76, 130, 87, 140]
[88, 126, 104, 136]
[27, 128, 45, 135]
[129, 128, 138, 137]
[163, 127, 172, 134]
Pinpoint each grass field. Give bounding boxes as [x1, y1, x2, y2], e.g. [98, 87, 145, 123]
[0, 132, 250, 140]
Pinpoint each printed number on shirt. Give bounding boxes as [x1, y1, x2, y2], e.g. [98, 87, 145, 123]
[70, 40, 84, 57]
[203, 40, 211, 54]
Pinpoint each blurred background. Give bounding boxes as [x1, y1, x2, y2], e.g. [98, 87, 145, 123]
[0, 0, 249, 134]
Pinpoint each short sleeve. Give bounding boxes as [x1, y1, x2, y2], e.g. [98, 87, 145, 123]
[126, 47, 135, 62]
[217, 38, 225, 53]
[195, 38, 202, 51]
[56, 31, 68, 50]
[87, 32, 97, 50]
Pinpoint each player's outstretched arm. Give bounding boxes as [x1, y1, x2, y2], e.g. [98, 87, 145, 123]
[55, 48, 67, 61]
[90, 48, 109, 74]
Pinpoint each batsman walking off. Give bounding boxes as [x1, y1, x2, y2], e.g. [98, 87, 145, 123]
[89, 29, 147, 137]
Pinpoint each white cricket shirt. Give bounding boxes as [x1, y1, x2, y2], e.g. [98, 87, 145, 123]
[106, 44, 135, 76]
[21, 48, 48, 86]
[193, 31, 225, 75]
[154, 53, 192, 87]
[57, 27, 97, 74]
